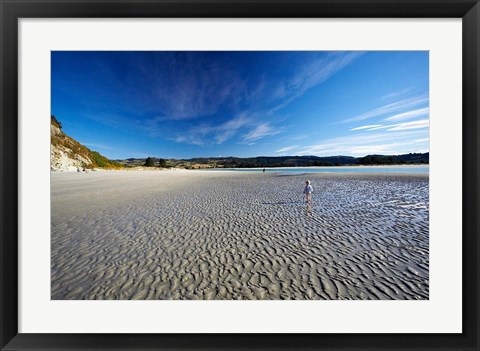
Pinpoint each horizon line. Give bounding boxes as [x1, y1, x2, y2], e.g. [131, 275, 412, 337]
[113, 151, 430, 160]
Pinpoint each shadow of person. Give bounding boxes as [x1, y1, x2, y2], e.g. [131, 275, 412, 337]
[305, 202, 312, 216]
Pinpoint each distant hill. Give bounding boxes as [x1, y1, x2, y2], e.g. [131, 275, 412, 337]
[51, 116, 124, 171]
[183, 155, 358, 168]
[357, 153, 429, 165]
[116, 152, 428, 169]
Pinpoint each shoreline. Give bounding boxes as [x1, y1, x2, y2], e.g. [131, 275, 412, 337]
[51, 164, 430, 173]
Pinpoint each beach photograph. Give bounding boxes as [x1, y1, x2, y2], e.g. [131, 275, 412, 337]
[51, 51, 429, 300]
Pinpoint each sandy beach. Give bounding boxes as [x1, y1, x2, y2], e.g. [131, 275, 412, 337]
[51, 170, 429, 300]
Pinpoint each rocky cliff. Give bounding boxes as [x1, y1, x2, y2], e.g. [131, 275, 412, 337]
[50, 116, 122, 171]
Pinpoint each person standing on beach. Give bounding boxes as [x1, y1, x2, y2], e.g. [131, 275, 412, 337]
[304, 180, 313, 204]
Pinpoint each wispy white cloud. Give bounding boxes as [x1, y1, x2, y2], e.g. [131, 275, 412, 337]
[341, 95, 429, 124]
[243, 122, 282, 142]
[350, 143, 406, 155]
[366, 125, 392, 131]
[143, 52, 363, 125]
[296, 129, 429, 157]
[350, 113, 430, 133]
[214, 115, 251, 144]
[172, 114, 287, 147]
[269, 52, 364, 114]
[387, 119, 429, 131]
[350, 124, 383, 131]
[142, 55, 247, 121]
[173, 115, 251, 146]
[173, 134, 206, 147]
[383, 107, 429, 122]
[287, 134, 310, 141]
[350, 137, 429, 155]
[381, 87, 414, 101]
[275, 145, 299, 153]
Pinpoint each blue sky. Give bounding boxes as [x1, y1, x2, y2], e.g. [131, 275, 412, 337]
[51, 51, 429, 160]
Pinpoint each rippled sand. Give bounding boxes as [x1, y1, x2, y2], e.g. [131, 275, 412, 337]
[51, 170, 429, 300]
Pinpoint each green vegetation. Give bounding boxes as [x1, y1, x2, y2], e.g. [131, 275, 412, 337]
[51, 116, 124, 170]
[51, 115, 62, 129]
[141, 157, 169, 168]
[184, 155, 357, 168]
[89, 151, 124, 169]
[358, 153, 429, 165]
[117, 152, 429, 169]
[144, 157, 155, 167]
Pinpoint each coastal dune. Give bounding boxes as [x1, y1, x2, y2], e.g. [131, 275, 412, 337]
[51, 170, 429, 300]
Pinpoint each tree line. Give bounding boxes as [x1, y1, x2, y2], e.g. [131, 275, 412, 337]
[144, 157, 168, 168]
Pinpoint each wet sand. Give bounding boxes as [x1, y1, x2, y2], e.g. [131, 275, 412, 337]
[51, 170, 429, 300]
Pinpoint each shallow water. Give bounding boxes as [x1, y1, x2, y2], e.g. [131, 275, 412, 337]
[199, 165, 429, 174]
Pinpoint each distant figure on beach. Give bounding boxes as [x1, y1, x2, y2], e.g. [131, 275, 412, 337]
[263, 168, 265, 173]
[304, 180, 313, 204]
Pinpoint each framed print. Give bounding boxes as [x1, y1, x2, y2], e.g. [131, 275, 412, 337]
[1, 0, 479, 350]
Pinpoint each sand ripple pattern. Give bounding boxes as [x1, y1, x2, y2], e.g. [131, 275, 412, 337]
[51, 171, 429, 300]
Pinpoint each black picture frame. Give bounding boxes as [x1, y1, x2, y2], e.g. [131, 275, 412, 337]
[1, 0, 479, 350]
